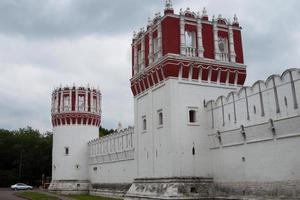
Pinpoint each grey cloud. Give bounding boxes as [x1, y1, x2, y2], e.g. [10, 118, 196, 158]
[0, 0, 300, 132]
[0, 0, 161, 38]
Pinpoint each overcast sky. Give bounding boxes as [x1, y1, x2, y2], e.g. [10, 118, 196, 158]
[0, 0, 299, 133]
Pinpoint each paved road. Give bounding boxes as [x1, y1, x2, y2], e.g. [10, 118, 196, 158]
[0, 188, 74, 200]
[0, 188, 24, 200]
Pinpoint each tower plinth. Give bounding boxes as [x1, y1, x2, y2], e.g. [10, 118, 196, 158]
[49, 85, 101, 194]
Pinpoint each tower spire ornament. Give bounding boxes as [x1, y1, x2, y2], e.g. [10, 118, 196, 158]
[165, 0, 172, 9]
[233, 14, 239, 23]
[164, 0, 174, 14]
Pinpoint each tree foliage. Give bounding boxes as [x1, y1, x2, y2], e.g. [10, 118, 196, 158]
[0, 127, 52, 187]
[99, 126, 115, 137]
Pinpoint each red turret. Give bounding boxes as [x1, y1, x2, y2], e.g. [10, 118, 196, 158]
[51, 85, 101, 127]
[130, 2, 246, 96]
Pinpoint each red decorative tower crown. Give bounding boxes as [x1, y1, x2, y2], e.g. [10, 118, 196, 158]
[51, 86, 101, 127]
[130, 2, 246, 96]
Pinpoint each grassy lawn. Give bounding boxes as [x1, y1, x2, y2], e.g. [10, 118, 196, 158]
[16, 191, 59, 200]
[69, 195, 119, 200]
[16, 191, 119, 200]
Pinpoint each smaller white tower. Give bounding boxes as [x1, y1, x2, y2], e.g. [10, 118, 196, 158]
[49, 85, 101, 194]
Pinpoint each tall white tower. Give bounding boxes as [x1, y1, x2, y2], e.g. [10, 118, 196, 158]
[49, 85, 101, 194]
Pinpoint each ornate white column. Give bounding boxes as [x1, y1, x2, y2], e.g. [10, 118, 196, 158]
[133, 43, 138, 74]
[69, 90, 72, 111]
[180, 10, 186, 55]
[213, 18, 220, 60]
[196, 14, 204, 58]
[148, 17, 153, 65]
[85, 90, 88, 112]
[148, 31, 153, 65]
[98, 93, 101, 114]
[228, 25, 236, 62]
[60, 91, 63, 112]
[90, 92, 94, 113]
[157, 22, 162, 58]
[75, 89, 78, 111]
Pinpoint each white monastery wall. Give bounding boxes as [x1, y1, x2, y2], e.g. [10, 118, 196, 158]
[134, 74, 240, 179]
[88, 127, 136, 183]
[52, 125, 99, 181]
[206, 68, 300, 182]
[168, 78, 240, 178]
[134, 82, 173, 178]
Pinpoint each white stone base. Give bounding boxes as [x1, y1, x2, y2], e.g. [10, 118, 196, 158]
[125, 177, 214, 199]
[48, 180, 90, 195]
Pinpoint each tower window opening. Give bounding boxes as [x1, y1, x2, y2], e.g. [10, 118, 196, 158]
[93, 97, 97, 112]
[64, 147, 69, 155]
[185, 31, 195, 48]
[218, 37, 229, 62]
[63, 95, 70, 111]
[284, 96, 288, 106]
[142, 116, 147, 132]
[157, 110, 163, 127]
[78, 96, 85, 111]
[185, 31, 196, 57]
[192, 146, 195, 155]
[253, 105, 256, 114]
[189, 110, 196, 123]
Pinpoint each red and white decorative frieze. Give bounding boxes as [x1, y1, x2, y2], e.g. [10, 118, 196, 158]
[130, 5, 246, 97]
[51, 86, 101, 127]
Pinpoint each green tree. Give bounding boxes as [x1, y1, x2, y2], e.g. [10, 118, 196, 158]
[99, 126, 115, 137]
[0, 127, 52, 187]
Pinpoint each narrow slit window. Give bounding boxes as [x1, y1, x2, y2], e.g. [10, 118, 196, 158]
[189, 110, 196, 123]
[142, 116, 147, 131]
[65, 147, 69, 155]
[284, 96, 288, 106]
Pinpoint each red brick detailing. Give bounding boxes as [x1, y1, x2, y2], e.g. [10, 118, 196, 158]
[144, 76, 149, 89]
[145, 34, 149, 67]
[185, 24, 196, 32]
[201, 67, 209, 81]
[202, 16, 209, 21]
[237, 72, 246, 85]
[148, 74, 154, 87]
[153, 71, 159, 84]
[132, 45, 134, 76]
[211, 69, 218, 82]
[217, 19, 227, 25]
[192, 67, 199, 80]
[233, 29, 244, 64]
[182, 66, 189, 79]
[157, 68, 164, 81]
[162, 17, 180, 55]
[163, 63, 180, 77]
[229, 71, 236, 84]
[202, 23, 214, 59]
[164, 9, 174, 15]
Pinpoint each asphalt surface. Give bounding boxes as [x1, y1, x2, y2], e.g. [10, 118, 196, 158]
[0, 188, 25, 200]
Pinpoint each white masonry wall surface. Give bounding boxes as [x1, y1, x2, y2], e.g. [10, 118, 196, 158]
[206, 68, 300, 182]
[86, 68, 300, 187]
[52, 125, 99, 181]
[88, 127, 137, 183]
